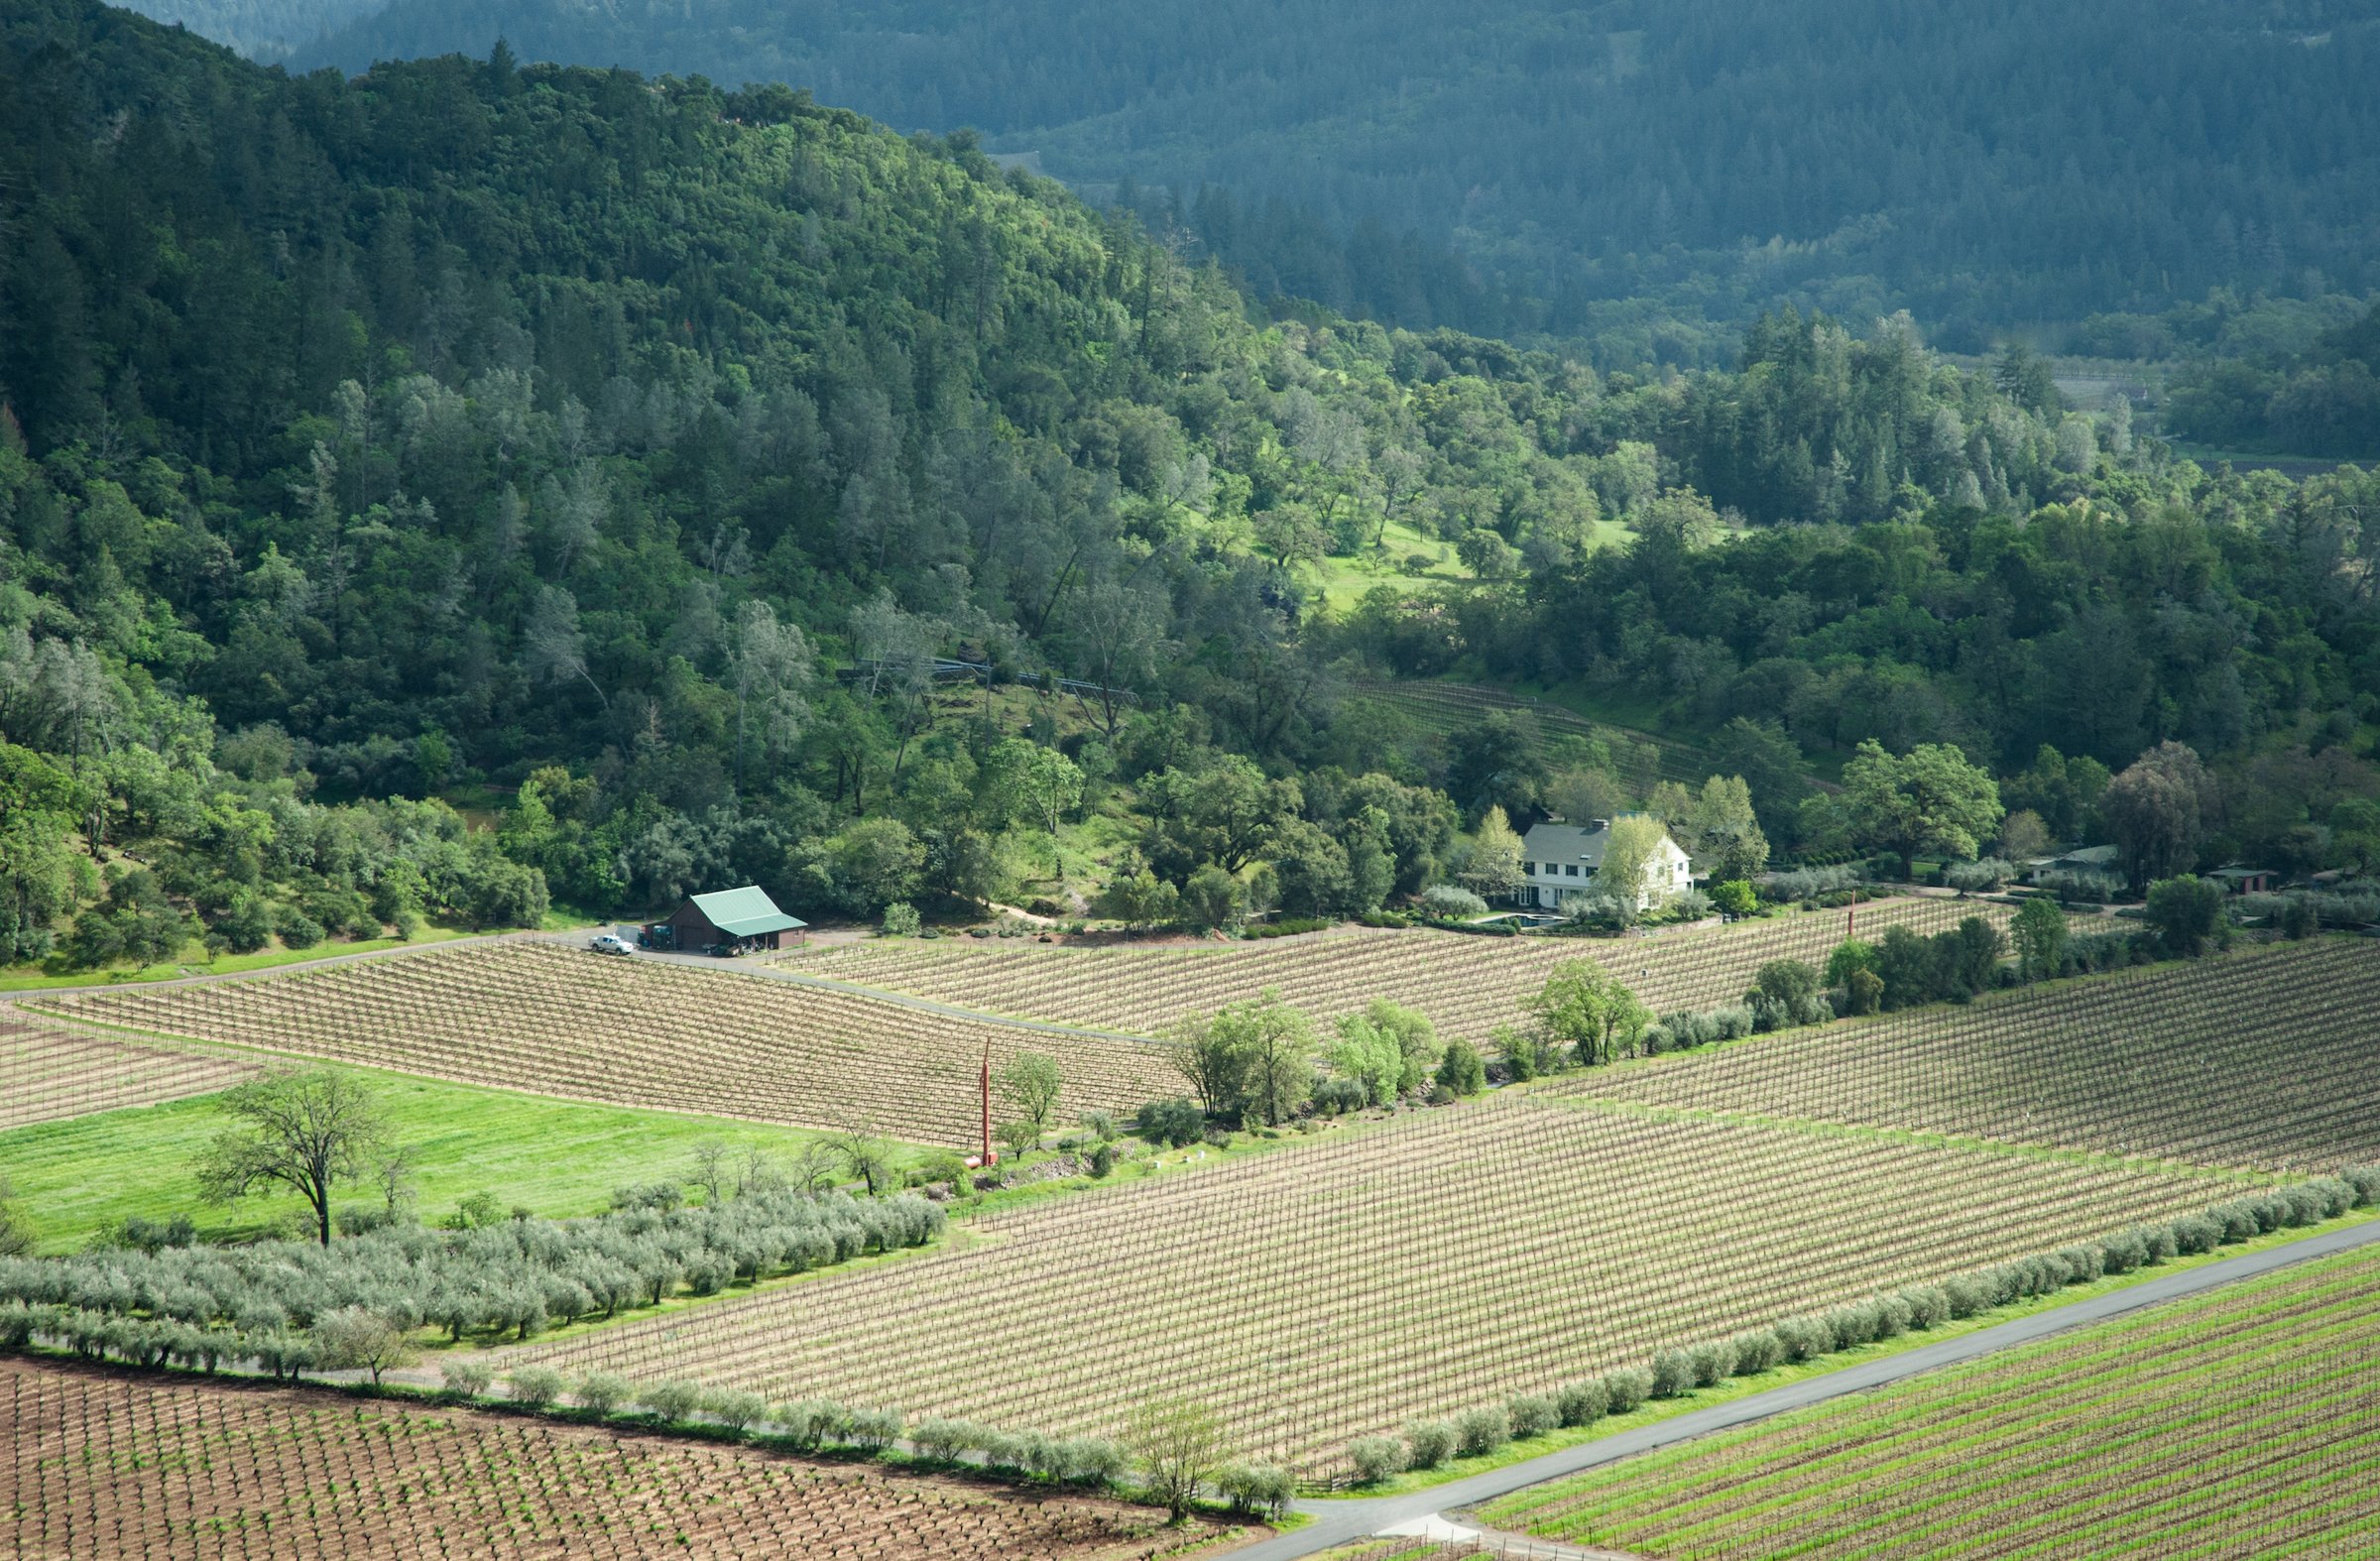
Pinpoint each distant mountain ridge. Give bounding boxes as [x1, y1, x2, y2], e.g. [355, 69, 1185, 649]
[250, 0, 2380, 354]
[117, 0, 382, 60]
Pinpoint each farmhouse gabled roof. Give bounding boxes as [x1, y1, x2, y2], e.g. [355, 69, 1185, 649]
[1520, 815, 1684, 870]
[687, 886, 806, 936]
[1522, 821, 1616, 868]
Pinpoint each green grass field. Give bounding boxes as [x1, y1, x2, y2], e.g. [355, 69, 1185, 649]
[0, 1066, 916, 1252]
[1483, 1240, 2380, 1557]
[1309, 516, 1473, 613]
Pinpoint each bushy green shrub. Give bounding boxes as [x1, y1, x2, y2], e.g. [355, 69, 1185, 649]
[1901, 1285, 1952, 1330]
[1455, 1405, 1509, 1456]
[1729, 1329, 1785, 1374]
[1687, 1341, 1735, 1387]
[440, 1361, 493, 1399]
[1649, 1350, 1695, 1398]
[1436, 1038, 1487, 1096]
[2098, 1229, 2148, 1273]
[572, 1371, 632, 1414]
[505, 1366, 563, 1409]
[1018, 1431, 1064, 1480]
[1422, 885, 1490, 918]
[1944, 858, 2013, 893]
[1058, 1436, 1128, 1487]
[1219, 1464, 1295, 1517]
[708, 1388, 769, 1433]
[1555, 1379, 1609, 1427]
[1131, 1098, 1205, 1147]
[1508, 1392, 1559, 1438]
[1823, 1303, 1877, 1352]
[275, 906, 326, 950]
[1773, 1315, 1830, 1362]
[2308, 1176, 2358, 1218]
[1604, 1368, 1653, 1413]
[1943, 1276, 1990, 1319]
[2060, 1244, 2108, 1281]
[1312, 1077, 1368, 1116]
[774, 1399, 845, 1451]
[912, 1417, 981, 1461]
[1348, 1435, 1407, 1485]
[1404, 1419, 1458, 1469]
[2170, 1214, 2221, 1255]
[639, 1381, 705, 1422]
[843, 1406, 903, 1451]
[2207, 1201, 2263, 1244]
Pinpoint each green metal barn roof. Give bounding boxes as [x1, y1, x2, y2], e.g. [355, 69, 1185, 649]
[686, 886, 806, 936]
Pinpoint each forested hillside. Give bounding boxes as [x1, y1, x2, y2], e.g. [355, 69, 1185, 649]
[271, 0, 2380, 357]
[3, 1, 2376, 977]
[2166, 300, 2380, 456]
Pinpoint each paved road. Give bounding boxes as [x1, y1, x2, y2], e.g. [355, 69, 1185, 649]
[1224, 1215, 2380, 1560]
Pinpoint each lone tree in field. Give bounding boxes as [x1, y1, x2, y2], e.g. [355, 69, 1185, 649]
[1126, 1396, 1228, 1522]
[1530, 958, 1651, 1065]
[194, 1068, 393, 1246]
[833, 1120, 899, 1195]
[994, 1051, 1065, 1137]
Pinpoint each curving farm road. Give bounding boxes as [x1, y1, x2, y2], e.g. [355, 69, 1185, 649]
[1222, 1214, 2380, 1559]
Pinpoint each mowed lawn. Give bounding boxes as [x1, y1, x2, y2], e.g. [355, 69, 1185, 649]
[0, 1067, 912, 1252]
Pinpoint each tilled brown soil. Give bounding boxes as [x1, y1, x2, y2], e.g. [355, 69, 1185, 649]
[1, 1357, 1250, 1560]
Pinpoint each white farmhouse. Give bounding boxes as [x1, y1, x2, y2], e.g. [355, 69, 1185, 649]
[1517, 817, 1694, 911]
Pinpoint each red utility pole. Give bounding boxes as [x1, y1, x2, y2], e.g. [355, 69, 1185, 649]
[980, 1041, 997, 1166]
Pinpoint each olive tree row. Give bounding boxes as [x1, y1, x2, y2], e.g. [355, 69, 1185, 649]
[1341, 1168, 2379, 1485]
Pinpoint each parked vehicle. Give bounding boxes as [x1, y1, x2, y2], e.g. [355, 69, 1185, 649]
[589, 932, 634, 956]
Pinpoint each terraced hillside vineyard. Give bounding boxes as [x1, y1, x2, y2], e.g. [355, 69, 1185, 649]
[1563, 941, 2380, 1173]
[32, 945, 1173, 1146]
[1483, 1240, 2380, 1558]
[513, 1095, 2232, 1473]
[778, 898, 2013, 1039]
[0, 1359, 1245, 1560]
[0, 1018, 258, 1131]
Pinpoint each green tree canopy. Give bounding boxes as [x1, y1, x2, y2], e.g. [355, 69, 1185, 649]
[1528, 957, 1650, 1066]
[193, 1068, 395, 1247]
[1841, 740, 2004, 873]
